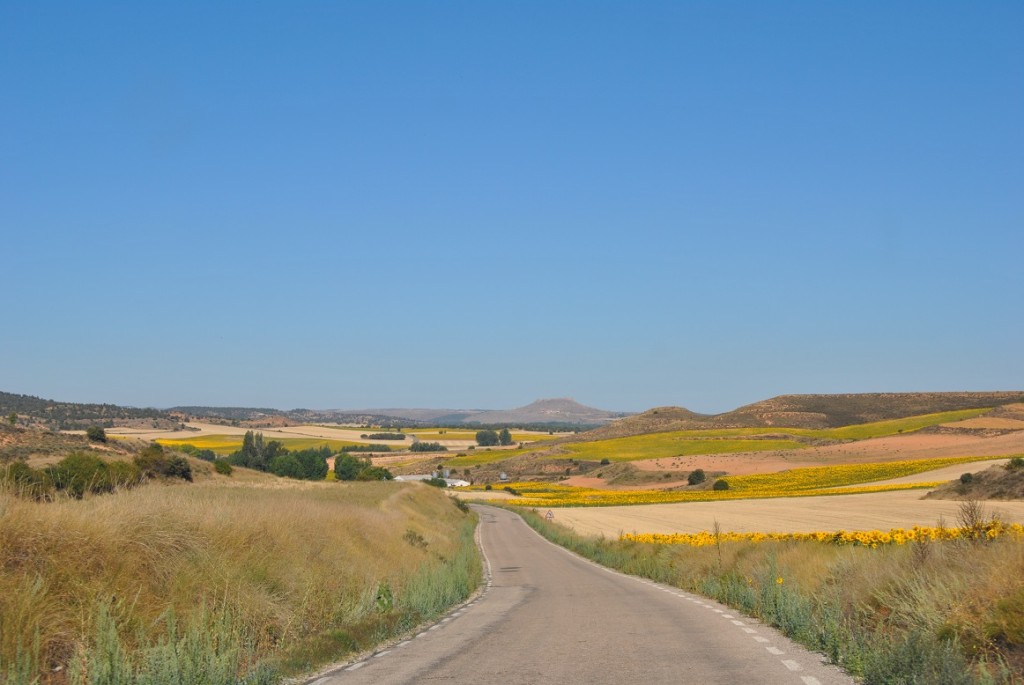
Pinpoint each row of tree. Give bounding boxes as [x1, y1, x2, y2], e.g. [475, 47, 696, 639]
[475, 428, 513, 446]
[229, 431, 393, 482]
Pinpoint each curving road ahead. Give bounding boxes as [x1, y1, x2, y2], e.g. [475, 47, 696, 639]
[309, 505, 854, 685]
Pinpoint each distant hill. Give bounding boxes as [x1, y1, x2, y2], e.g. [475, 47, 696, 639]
[0, 391, 174, 431]
[331, 399, 630, 428]
[452, 398, 628, 427]
[722, 392, 1024, 429]
[576, 392, 1024, 440]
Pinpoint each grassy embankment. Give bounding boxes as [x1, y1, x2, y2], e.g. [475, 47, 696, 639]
[517, 507, 1024, 684]
[0, 478, 480, 684]
[441, 408, 992, 469]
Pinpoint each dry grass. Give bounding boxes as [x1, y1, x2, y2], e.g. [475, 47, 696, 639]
[0, 476, 479, 681]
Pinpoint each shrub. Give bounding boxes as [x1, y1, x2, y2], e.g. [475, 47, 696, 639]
[213, 459, 233, 475]
[47, 453, 112, 498]
[2, 460, 52, 499]
[960, 472, 974, 485]
[425, 477, 448, 488]
[85, 426, 107, 443]
[475, 430, 499, 447]
[484, 484, 492, 491]
[600, 458, 610, 466]
[1008, 456, 1024, 470]
[687, 469, 707, 486]
[713, 479, 730, 491]
[355, 466, 394, 481]
[134, 444, 192, 482]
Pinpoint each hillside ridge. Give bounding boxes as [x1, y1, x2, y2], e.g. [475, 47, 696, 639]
[577, 391, 1024, 441]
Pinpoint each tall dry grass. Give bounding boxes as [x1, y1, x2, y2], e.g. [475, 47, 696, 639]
[0, 477, 480, 683]
[519, 506, 1024, 684]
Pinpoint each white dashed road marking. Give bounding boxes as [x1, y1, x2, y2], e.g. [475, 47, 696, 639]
[767, 647, 784, 655]
[782, 660, 803, 671]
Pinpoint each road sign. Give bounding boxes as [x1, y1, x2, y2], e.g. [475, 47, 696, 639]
[545, 510, 554, 521]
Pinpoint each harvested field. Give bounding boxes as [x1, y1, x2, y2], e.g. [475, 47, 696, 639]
[549, 489, 1024, 537]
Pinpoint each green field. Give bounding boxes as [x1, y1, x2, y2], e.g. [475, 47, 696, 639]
[438, 407, 996, 467]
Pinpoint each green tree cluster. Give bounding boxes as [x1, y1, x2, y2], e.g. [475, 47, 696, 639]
[409, 441, 447, 452]
[333, 453, 393, 481]
[475, 430, 499, 446]
[227, 432, 333, 481]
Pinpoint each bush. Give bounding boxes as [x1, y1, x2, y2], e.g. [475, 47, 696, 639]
[2, 460, 53, 499]
[425, 477, 448, 488]
[960, 472, 974, 485]
[213, 459, 233, 475]
[85, 426, 107, 443]
[47, 453, 112, 498]
[484, 484, 492, 491]
[355, 466, 394, 481]
[134, 444, 192, 482]
[687, 469, 707, 486]
[600, 458, 610, 466]
[1007, 456, 1024, 470]
[475, 430, 499, 447]
[713, 479, 729, 491]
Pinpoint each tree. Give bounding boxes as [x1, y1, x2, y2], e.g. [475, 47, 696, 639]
[335, 453, 370, 481]
[6, 413, 15, 426]
[687, 468, 707, 486]
[476, 430, 499, 447]
[86, 426, 107, 443]
[498, 428, 512, 446]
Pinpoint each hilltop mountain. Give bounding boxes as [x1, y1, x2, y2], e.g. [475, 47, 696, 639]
[458, 398, 628, 426]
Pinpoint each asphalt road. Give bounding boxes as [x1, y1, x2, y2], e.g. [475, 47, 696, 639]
[308, 505, 854, 685]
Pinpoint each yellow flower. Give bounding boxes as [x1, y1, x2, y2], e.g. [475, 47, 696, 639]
[776, 577, 784, 585]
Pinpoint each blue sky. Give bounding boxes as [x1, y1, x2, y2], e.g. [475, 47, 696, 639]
[2, 2, 1021, 414]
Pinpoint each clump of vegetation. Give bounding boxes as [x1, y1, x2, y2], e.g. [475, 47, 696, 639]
[424, 477, 449, 488]
[341, 443, 393, 453]
[687, 468, 707, 486]
[1, 452, 145, 500]
[226, 432, 333, 481]
[213, 459, 233, 475]
[334, 453, 393, 481]
[1008, 457, 1024, 471]
[713, 479, 730, 491]
[475, 429, 513, 447]
[410, 442, 447, 453]
[85, 425, 107, 443]
[362, 432, 406, 441]
[134, 443, 193, 482]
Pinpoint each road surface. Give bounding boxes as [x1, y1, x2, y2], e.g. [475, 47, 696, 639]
[308, 505, 854, 685]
